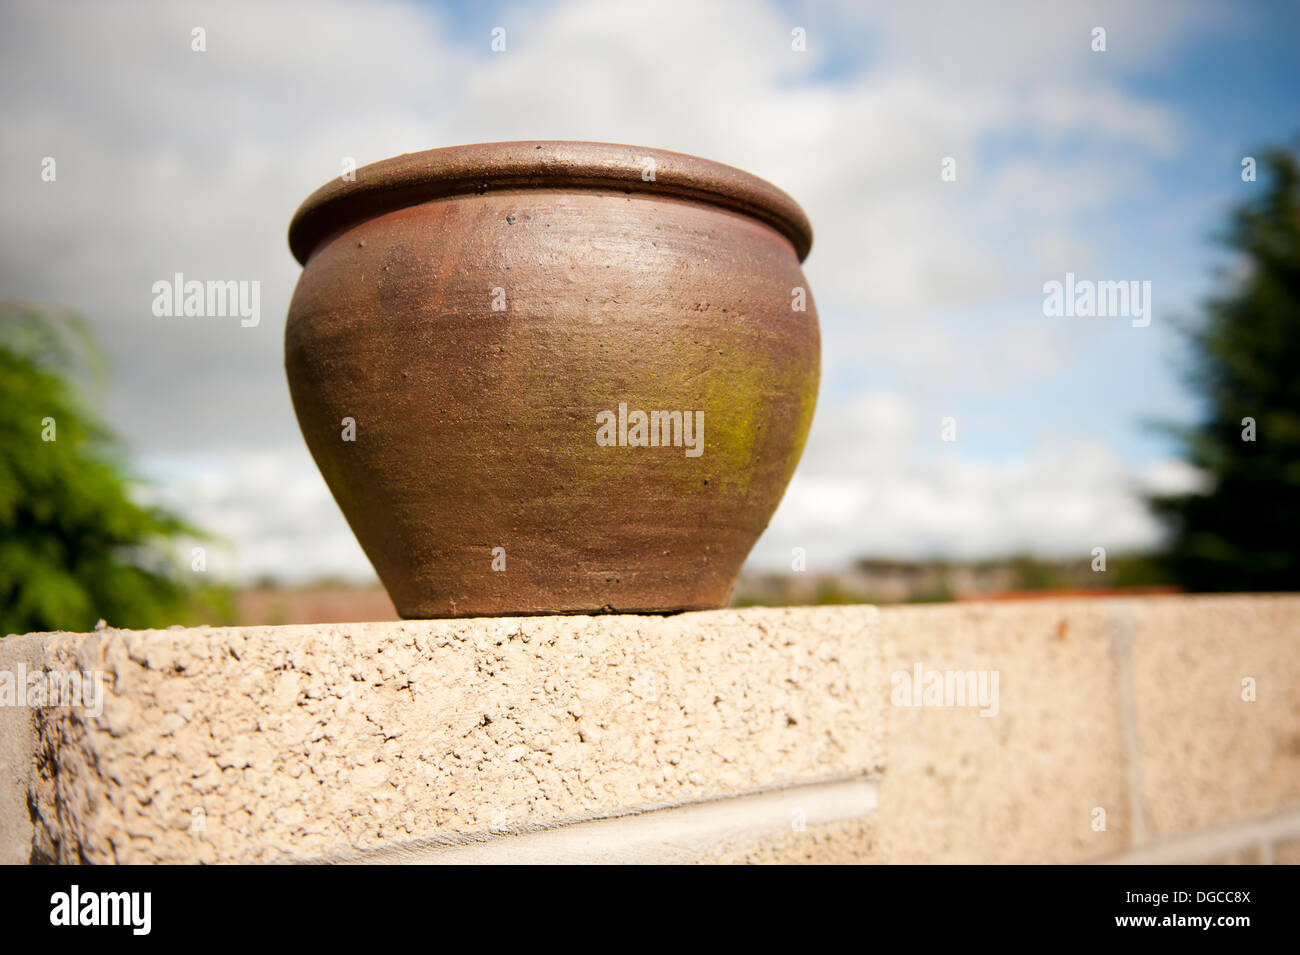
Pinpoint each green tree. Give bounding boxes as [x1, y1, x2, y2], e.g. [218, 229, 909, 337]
[0, 304, 219, 634]
[1151, 145, 1300, 591]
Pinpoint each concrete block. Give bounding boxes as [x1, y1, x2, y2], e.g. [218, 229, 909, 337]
[1126, 595, 1300, 839]
[0, 606, 883, 864]
[4, 594, 1297, 864]
[871, 601, 1133, 863]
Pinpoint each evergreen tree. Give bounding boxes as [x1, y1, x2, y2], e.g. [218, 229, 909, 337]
[1151, 145, 1300, 591]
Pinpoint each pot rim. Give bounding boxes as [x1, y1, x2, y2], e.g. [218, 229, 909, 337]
[287, 140, 813, 266]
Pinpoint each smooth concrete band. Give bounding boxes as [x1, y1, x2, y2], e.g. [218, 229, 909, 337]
[325, 777, 880, 865]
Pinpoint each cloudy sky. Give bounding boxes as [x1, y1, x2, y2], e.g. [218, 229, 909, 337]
[3, 0, 1299, 582]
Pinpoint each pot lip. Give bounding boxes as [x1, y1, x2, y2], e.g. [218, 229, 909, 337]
[287, 140, 813, 265]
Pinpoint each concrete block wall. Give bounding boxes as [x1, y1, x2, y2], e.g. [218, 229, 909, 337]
[1, 596, 1297, 864]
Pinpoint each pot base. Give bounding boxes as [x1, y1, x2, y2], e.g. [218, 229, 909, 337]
[392, 565, 738, 619]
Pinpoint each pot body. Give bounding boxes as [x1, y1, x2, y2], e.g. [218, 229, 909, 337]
[285, 144, 818, 617]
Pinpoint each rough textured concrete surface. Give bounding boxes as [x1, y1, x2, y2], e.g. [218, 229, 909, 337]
[2, 596, 1297, 864]
[0, 606, 882, 864]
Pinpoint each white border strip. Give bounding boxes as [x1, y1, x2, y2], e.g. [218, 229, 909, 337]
[1098, 806, 1300, 864]
[327, 777, 879, 865]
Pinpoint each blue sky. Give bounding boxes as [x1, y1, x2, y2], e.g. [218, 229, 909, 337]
[2, 0, 1298, 579]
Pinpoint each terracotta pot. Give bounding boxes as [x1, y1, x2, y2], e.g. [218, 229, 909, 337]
[285, 141, 818, 617]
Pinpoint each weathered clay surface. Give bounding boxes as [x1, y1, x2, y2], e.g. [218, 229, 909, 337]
[1, 606, 881, 864]
[285, 142, 820, 617]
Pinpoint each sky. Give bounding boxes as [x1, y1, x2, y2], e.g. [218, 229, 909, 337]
[2, 0, 1299, 582]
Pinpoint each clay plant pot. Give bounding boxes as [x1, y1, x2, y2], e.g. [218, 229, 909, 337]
[285, 141, 819, 617]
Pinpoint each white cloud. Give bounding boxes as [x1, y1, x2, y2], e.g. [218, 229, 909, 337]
[1140, 457, 1211, 497]
[139, 452, 373, 583]
[751, 399, 1181, 570]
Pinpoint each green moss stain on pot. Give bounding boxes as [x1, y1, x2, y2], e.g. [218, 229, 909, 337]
[694, 357, 778, 499]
